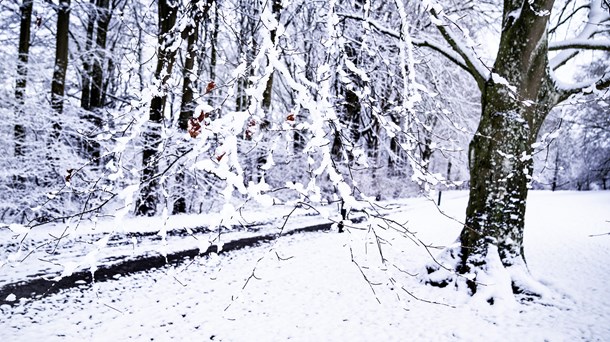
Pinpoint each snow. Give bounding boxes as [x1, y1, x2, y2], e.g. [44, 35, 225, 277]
[1, 191, 610, 340]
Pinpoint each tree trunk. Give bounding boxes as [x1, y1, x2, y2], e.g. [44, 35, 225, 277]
[252, 0, 281, 183]
[174, 0, 213, 214]
[330, 45, 362, 162]
[209, 2, 219, 87]
[80, 0, 96, 110]
[235, 0, 257, 112]
[552, 149, 560, 191]
[13, 0, 33, 188]
[261, 0, 282, 113]
[457, 82, 536, 292]
[426, 0, 561, 299]
[50, 0, 71, 138]
[90, 0, 111, 110]
[178, 0, 214, 130]
[134, 6, 145, 92]
[135, 0, 178, 216]
[82, 0, 111, 164]
[14, 0, 33, 159]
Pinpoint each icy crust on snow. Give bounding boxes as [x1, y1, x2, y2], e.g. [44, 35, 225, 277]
[1, 191, 610, 340]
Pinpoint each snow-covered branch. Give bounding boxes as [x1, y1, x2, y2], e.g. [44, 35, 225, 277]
[427, 7, 489, 90]
[557, 71, 610, 101]
[549, 39, 610, 51]
[336, 12, 400, 39]
[336, 12, 476, 86]
[415, 38, 472, 75]
[550, 0, 610, 70]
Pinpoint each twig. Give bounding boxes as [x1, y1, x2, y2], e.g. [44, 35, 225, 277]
[400, 286, 455, 308]
[349, 244, 381, 304]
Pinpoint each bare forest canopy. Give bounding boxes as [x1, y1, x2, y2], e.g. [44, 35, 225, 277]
[0, 0, 608, 227]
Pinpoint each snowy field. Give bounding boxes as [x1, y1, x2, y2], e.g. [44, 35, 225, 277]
[1, 191, 609, 341]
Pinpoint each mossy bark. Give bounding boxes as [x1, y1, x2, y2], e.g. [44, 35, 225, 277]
[442, 0, 564, 294]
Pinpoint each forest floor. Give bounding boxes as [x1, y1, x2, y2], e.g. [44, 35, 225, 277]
[1, 191, 609, 341]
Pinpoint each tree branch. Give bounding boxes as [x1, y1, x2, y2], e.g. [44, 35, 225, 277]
[336, 12, 480, 87]
[415, 38, 471, 73]
[428, 8, 488, 90]
[549, 39, 610, 51]
[557, 72, 610, 102]
[549, 3, 589, 35]
[550, 0, 610, 70]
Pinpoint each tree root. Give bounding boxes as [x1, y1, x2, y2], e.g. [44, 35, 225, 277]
[421, 243, 551, 305]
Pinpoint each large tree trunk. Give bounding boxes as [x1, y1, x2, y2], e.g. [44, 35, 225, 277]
[135, 0, 178, 216]
[426, 0, 561, 300]
[456, 81, 537, 294]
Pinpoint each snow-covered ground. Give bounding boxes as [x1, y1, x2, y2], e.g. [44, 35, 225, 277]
[1, 191, 609, 341]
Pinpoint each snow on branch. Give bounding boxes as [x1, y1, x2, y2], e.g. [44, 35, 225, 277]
[557, 71, 610, 101]
[550, 0, 610, 70]
[549, 39, 610, 51]
[426, 6, 490, 90]
[336, 12, 475, 84]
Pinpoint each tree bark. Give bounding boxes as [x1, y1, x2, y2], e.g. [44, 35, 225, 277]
[90, 0, 111, 110]
[50, 0, 71, 138]
[135, 0, 178, 216]
[428, 0, 562, 297]
[80, 0, 96, 110]
[14, 0, 33, 159]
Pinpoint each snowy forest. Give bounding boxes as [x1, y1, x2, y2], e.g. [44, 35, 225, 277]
[1, 0, 610, 340]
